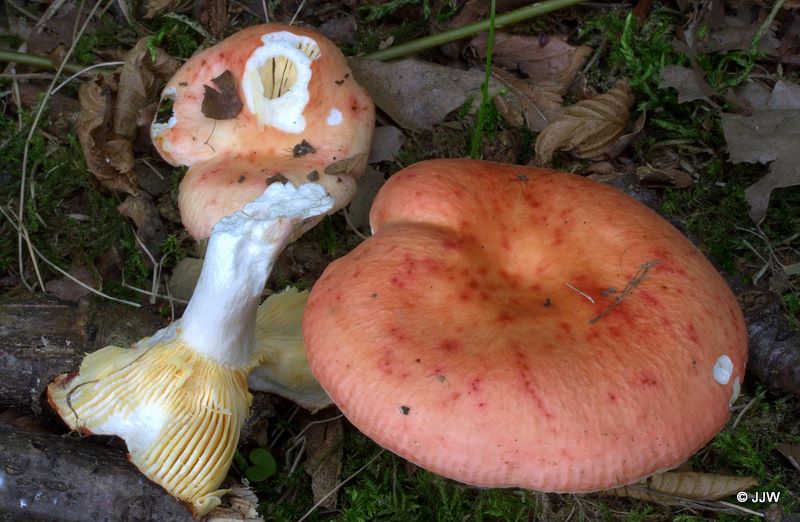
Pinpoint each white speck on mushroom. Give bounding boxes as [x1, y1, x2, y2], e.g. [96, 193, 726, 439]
[19, 499, 27, 509]
[327, 108, 343, 126]
[712, 355, 733, 385]
[729, 376, 741, 405]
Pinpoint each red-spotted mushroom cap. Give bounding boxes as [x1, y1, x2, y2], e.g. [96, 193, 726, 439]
[304, 159, 747, 492]
[151, 23, 374, 239]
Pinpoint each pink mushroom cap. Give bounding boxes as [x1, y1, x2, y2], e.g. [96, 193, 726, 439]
[151, 23, 374, 239]
[303, 159, 747, 492]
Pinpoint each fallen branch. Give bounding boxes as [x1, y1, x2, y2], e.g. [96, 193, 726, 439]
[0, 295, 165, 415]
[0, 422, 192, 521]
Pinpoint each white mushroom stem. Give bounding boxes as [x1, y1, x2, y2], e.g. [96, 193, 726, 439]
[48, 181, 334, 516]
[181, 182, 334, 367]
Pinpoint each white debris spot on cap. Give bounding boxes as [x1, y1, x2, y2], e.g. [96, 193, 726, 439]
[729, 376, 741, 405]
[327, 108, 343, 126]
[19, 499, 27, 509]
[712, 355, 733, 385]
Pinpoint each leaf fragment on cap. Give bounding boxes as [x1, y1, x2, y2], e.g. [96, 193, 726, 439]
[202, 70, 244, 120]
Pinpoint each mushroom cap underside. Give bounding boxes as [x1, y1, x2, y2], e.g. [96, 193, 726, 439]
[303, 159, 748, 492]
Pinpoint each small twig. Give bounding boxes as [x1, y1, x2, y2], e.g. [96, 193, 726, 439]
[566, 282, 596, 304]
[589, 260, 661, 324]
[731, 396, 757, 431]
[749, 0, 785, 55]
[364, 0, 587, 61]
[297, 450, 385, 522]
[140, 158, 165, 180]
[52, 61, 125, 94]
[342, 208, 369, 241]
[289, 0, 307, 25]
[120, 282, 188, 304]
[290, 414, 344, 443]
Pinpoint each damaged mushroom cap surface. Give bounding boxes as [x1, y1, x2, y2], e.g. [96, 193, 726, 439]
[151, 23, 374, 239]
[304, 159, 747, 492]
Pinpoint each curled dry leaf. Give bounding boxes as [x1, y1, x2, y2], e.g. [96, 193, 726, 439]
[535, 81, 634, 164]
[636, 165, 694, 189]
[303, 416, 344, 511]
[492, 68, 563, 132]
[77, 77, 138, 194]
[77, 39, 179, 194]
[606, 471, 758, 504]
[471, 32, 592, 91]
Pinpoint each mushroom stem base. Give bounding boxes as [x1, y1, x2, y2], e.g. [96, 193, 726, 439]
[47, 332, 251, 517]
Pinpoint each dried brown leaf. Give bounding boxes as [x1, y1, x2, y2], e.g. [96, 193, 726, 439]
[202, 70, 244, 120]
[325, 153, 368, 177]
[659, 65, 718, 103]
[304, 416, 344, 510]
[144, 0, 193, 18]
[348, 57, 505, 131]
[76, 77, 138, 194]
[607, 471, 758, 504]
[77, 39, 178, 194]
[45, 264, 99, 302]
[347, 167, 385, 230]
[767, 80, 800, 110]
[535, 81, 634, 164]
[167, 257, 204, 301]
[471, 33, 592, 91]
[492, 68, 563, 132]
[721, 110, 800, 222]
[776, 442, 800, 472]
[636, 165, 694, 189]
[116, 38, 181, 139]
[118, 195, 166, 261]
[368, 126, 406, 164]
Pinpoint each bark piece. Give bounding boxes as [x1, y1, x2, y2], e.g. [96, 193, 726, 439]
[0, 422, 191, 521]
[0, 295, 166, 415]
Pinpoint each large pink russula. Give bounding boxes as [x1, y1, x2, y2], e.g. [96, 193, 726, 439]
[304, 159, 748, 492]
[151, 23, 374, 239]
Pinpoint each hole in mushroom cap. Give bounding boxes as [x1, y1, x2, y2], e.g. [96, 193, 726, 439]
[242, 32, 320, 132]
[259, 56, 300, 100]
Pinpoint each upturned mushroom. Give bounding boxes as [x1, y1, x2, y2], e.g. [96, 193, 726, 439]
[48, 24, 373, 515]
[152, 22, 373, 409]
[304, 159, 747, 492]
